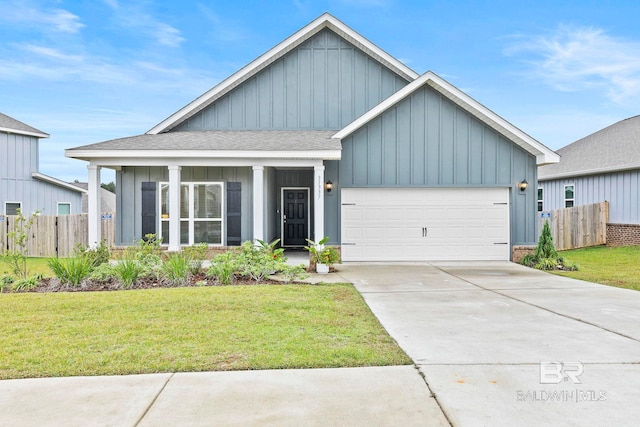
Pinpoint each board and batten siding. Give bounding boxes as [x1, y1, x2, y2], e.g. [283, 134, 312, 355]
[174, 29, 409, 132]
[116, 166, 253, 245]
[540, 170, 640, 224]
[0, 131, 82, 215]
[324, 85, 538, 247]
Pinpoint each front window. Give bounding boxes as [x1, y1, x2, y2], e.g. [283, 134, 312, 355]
[5, 202, 21, 215]
[564, 185, 574, 208]
[160, 182, 224, 245]
[537, 188, 544, 212]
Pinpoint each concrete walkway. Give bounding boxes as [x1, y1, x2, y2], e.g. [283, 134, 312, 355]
[336, 262, 640, 426]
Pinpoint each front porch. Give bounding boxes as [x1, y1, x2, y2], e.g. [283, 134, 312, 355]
[84, 163, 329, 250]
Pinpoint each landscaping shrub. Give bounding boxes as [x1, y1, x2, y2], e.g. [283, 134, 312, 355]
[112, 259, 142, 289]
[161, 252, 192, 287]
[183, 242, 209, 275]
[11, 275, 40, 292]
[521, 221, 578, 271]
[207, 251, 238, 285]
[74, 241, 110, 269]
[47, 257, 94, 287]
[1, 209, 40, 279]
[0, 274, 14, 292]
[280, 264, 309, 283]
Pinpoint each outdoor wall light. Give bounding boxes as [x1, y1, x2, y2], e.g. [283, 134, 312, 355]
[518, 179, 528, 192]
[325, 181, 333, 192]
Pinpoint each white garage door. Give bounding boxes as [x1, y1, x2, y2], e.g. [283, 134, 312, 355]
[341, 188, 510, 261]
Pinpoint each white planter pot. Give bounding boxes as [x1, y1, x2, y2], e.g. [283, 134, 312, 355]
[316, 263, 330, 274]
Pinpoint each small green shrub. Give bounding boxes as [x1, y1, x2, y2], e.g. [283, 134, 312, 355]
[74, 241, 110, 268]
[520, 221, 578, 272]
[12, 275, 39, 292]
[0, 274, 14, 292]
[236, 241, 280, 282]
[207, 251, 237, 285]
[136, 253, 163, 279]
[280, 264, 309, 283]
[113, 259, 141, 289]
[183, 243, 209, 275]
[88, 263, 115, 282]
[47, 257, 93, 287]
[161, 252, 191, 287]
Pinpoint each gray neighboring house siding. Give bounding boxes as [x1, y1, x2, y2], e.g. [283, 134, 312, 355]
[0, 113, 83, 216]
[539, 115, 640, 225]
[328, 85, 538, 246]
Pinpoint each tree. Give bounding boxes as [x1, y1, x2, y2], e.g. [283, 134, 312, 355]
[101, 181, 115, 193]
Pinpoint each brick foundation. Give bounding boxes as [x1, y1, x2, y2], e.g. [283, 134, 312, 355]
[606, 223, 640, 246]
[512, 245, 535, 263]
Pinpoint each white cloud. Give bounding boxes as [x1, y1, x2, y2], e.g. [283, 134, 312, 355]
[506, 25, 640, 103]
[2, 3, 84, 33]
[106, 3, 185, 47]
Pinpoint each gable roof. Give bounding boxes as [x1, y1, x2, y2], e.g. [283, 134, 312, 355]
[539, 115, 640, 180]
[332, 71, 560, 166]
[31, 172, 86, 193]
[0, 112, 49, 138]
[147, 13, 419, 135]
[66, 130, 341, 161]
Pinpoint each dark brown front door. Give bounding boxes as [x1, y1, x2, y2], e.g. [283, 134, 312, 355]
[283, 189, 308, 246]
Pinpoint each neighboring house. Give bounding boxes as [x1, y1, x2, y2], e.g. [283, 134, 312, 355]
[0, 112, 84, 217]
[539, 115, 640, 246]
[71, 182, 116, 214]
[66, 13, 558, 261]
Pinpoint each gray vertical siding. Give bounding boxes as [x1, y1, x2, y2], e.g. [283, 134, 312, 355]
[540, 170, 640, 224]
[174, 29, 409, 132]
[116, 166, 253, 245]
[324, 85, 538, 247]
[0, 131, 82, 215]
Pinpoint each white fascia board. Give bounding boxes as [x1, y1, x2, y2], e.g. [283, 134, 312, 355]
[31, 172, 86, 193]
[86, 157, 327, 168]
[539, 164, 640, 181]
[147, 13, 417, 135]
[333, 71, 560, 166]
[0, 127, 49, 138]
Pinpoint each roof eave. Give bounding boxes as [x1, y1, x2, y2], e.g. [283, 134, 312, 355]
[539, 164, 640, 181]
[65, 149, 342, 162]
[0, 126, 49, 138]
[31, 172, 86, 193]
[147, 13, 418, 135]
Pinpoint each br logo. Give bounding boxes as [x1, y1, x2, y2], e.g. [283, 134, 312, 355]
[539, 362, 584, 384]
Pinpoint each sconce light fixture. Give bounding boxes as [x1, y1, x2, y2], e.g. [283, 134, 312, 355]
[325, 180, 333, 193]
[518, 179, 528, 192]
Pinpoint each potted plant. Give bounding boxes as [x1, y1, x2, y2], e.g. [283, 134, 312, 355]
[304, 237, 340, 274]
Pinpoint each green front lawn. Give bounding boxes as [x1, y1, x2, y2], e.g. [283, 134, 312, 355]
[0, 284, 410, 379]
[0, 257, 53, 278]
[554, 245, 640, 291]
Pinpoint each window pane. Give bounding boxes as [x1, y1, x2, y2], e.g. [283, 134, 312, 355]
[565, 200, 574, 208]
[194, 221, 222, 244]
[565, 185, 574, 200]
[161, 221, 169, 244]
[181, 221, 189, 244]
[58, 203, 71, 215]
[160, 184, 169, 217]
[537, 202, 543, 212]
[194, 184, 222, 219]
[180, 185, 189, 218]
[6, 202, 21, 215]
[537, 188, 543, 201]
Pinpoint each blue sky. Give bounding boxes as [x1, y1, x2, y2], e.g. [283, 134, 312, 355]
[2, 0, 640, 183]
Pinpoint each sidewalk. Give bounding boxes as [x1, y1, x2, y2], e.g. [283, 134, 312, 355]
[0, 366, 449, 426]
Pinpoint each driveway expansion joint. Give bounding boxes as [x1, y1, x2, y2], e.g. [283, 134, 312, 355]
[134, 373, 174, 427]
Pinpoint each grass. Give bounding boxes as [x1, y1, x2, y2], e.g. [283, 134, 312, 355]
[0, 257, 53, 278]
[0, 284, 411, 379]
[554, 245, 640, 291]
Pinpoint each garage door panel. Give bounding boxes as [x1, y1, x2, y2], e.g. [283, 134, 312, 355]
[341, 188, 510, 261]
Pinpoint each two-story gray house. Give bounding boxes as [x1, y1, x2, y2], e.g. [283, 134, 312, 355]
[66, 13, 558, 261]
[1, 112, 84, 217]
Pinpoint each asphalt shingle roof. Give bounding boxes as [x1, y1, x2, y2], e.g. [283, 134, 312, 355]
[0, 112, 48, 137]
[68, 130, 341, 152]
[539, 115, 640, 180]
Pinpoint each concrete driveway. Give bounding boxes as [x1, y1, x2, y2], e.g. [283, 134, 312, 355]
[337, 261, 640, 426]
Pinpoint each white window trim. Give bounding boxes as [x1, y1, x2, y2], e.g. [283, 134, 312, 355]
[537, 187, 544, 212]
[564, 184, 575, 208]
[57, 202, 72, 215]
[159, 181, 225, 246]
[5, 201, 22, 216]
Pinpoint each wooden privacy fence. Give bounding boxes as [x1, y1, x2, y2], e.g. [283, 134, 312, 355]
[0, 213, 115, 258]
[538, 202, 608, 251]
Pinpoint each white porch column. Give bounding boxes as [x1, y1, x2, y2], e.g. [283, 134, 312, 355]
[168, 165, 182, 251]
[87, 165, 101, 248]
[252, 166, 264, 242]
[314, 165, 325, 241]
